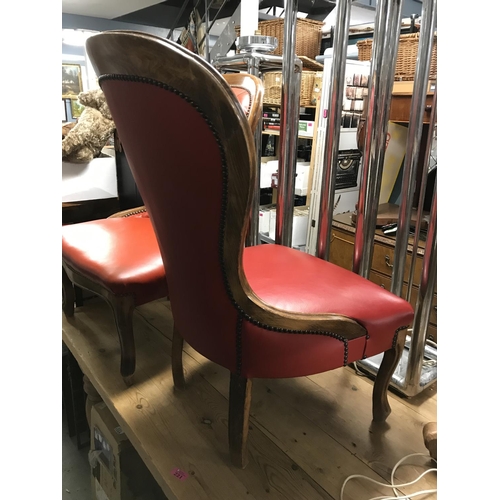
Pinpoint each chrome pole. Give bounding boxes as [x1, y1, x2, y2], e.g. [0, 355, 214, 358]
[204, 0, 210, 61]
[275, 0, 301, 247]
[214, 52, 304, 246]
[405, 184, 437, 394]
[406, 85, 437, 299]
[352, 0, 404, 277]
[391, 0, 437, 297]
[247, 59, 264, 247]
[316, 0, 352, 259]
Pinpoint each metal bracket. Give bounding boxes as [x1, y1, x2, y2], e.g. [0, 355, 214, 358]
[209, 4, 241, 63]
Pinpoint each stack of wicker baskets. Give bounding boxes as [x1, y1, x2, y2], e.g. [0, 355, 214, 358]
[261, 71, 316, 107]
[357, 32, 437, 81]
[235, 18, 324, 59]
[236, 18, 324, 106]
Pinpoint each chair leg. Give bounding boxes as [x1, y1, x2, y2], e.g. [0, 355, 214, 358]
[172, 324, 186, 390]
[372, 329, 407, 422]
[228, 373, 252, 469]
[62, 267, 75, 317]
[109, 295, 136, 386]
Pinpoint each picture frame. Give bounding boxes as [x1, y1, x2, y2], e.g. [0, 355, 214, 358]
[62, 63, 83, 98]
[62, 99, 67, 122]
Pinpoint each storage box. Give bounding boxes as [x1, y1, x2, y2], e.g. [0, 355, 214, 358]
[258, 204, 275, 234]
[90, 402, 166, 500]
[260, 161, 310, 195]
[295, 163, 310, 196]
[298, 120, 314, 138]
[268, 206, 309, 247]
[260, 159, 279, 189]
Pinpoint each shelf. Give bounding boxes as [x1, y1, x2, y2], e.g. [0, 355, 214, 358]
[262, 129, 313, 140]
[264, 104, 317, 109]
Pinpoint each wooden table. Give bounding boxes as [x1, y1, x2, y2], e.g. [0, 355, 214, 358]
[63, 296, 437, 500]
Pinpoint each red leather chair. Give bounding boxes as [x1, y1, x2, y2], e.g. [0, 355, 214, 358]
[62, 70, 263, 385]
[85, 30, 414, 468]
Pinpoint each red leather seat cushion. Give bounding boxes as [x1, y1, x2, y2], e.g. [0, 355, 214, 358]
[240, 244, 414, 378]
[62, 217, 168, 305]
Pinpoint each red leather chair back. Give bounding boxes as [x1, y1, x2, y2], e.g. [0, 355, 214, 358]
[86, 32, 258, 371]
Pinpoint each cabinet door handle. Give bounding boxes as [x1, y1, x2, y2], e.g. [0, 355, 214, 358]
[385, 255, 394, 268]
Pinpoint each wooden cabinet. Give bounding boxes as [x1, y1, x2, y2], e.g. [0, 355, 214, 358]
[328, 212, 437, 343]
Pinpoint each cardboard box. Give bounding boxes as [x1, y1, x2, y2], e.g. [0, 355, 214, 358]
[258, 204, 275, 234]
[90, 402, 166, 500]
[298, 120, 314, 138]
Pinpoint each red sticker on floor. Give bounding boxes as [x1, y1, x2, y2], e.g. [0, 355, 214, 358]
[171, 468, 188, 481]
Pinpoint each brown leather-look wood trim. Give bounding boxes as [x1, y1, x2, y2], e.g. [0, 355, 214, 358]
[86, 31, 366, 342]
[221, 74, 263, 135]
[107, 206, 147, 218]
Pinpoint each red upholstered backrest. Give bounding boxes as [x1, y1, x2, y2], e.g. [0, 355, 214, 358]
[88, 33, 256, 371]
[230, 87, 251, 117]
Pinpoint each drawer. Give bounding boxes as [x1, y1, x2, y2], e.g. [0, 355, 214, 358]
[370, 270, 437, 329]
[330, 228, 424, 287]
[371, 243, 423, 288]
[329, 229, 356, 271]
[426, 323, 437, 344]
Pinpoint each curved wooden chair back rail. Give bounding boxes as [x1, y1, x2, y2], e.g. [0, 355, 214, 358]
[80, 30, 414, 468]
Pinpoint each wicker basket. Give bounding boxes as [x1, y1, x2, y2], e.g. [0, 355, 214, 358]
[236, 18, 324, 59]
[357, 33, 437, 81]
[262, 71, 317, 107]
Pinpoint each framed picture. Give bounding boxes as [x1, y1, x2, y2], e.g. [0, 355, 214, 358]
[71, 99, 85, 119]
[62, 63, 83, 98]
[62, 99, 67, 122]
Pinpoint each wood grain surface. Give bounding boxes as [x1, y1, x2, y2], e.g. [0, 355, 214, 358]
[63, 297, 437, 500]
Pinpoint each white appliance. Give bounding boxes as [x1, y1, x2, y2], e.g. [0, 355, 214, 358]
[305, 50, 370, 255]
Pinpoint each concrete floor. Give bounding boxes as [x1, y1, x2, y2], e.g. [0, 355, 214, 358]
[62, 408, 91, 500]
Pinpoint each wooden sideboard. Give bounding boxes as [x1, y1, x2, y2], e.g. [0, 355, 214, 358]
[328, 212, 437, 343]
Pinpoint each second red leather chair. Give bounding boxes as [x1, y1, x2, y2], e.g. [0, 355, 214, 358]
[62, 70, 263, 384]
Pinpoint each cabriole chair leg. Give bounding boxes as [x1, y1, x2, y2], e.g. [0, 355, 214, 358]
[172, 324, 186, 390]
[372, 329, 407, 422]
[62, 267, 75, 317]
[109, 295, 136, 386]
[228, 373, 252, 469]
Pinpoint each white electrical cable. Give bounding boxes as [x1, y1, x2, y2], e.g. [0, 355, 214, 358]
[390, 452, 436, 497]
[367, 491, 437, 500]
[340, 452, 437, 500]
